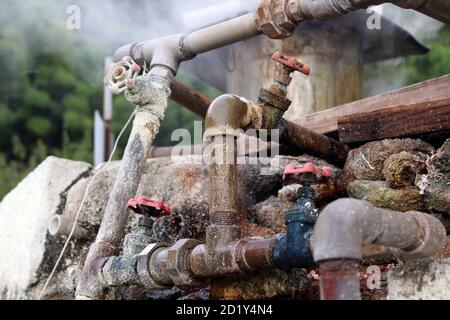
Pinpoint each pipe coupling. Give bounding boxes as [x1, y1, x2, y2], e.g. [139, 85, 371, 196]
[136, 243, 171, 289]
[256, 0, 297, 39]
[167, 239, 204, 287]
[391, 211, 448, 261]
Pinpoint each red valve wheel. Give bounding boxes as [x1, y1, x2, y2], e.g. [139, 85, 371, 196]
[127, 196, 171, 218]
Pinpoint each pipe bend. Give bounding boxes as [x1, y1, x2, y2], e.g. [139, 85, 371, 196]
[312, 198, 447, 263]
[204, 94, 254, 139]
[312, 198, 382, 262]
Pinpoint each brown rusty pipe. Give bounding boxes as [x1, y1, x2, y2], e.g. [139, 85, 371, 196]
[204, 95, 256, 265]
[188, 238, 276, 278]
[279, 120, 350, 166]
[170, 80, 212, 118]
[168, 80, 349, 166]
[312, 198, 447, 300]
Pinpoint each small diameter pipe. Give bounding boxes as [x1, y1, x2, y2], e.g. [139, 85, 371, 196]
[76, 76, 171, 300]
[312, 198, 447, 300]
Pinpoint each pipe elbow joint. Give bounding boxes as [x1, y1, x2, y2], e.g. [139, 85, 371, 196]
[204, 94, 253, 139]
[312, 198, 379, 263]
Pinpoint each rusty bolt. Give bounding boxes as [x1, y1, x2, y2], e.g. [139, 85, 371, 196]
[167, 239, 203, 287]
[136, 243, 170, 289]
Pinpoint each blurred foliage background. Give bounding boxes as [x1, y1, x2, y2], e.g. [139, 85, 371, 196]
[0, 1, 449, 199]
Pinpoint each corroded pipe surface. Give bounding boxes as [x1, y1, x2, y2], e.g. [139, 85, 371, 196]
[170, 80, 212, 118]
[279, 120, 350, 166]
[313, 198, 447, 300]
[76, 76, 171, 299]
[319, 259, 361, 300]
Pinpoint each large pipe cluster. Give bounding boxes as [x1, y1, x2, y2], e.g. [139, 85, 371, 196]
[76, 0, 449, 300]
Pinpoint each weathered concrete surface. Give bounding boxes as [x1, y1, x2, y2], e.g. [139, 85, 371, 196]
[0, 157, 91, 299]
[387, 259, 450, 300]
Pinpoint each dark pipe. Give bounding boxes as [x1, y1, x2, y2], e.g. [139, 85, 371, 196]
[273, 185, 317, 270]
[279, 119, 350, 166]
[170, 80, 212, 118]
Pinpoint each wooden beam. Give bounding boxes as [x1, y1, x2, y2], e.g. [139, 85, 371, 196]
[293, 75, 450, 135]
[337, 98, 450, 143]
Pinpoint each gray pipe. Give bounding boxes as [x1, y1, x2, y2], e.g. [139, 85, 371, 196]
[114, 13, 260, 73]
[289, 0, 450, 25]
[312, 198, 447, 300]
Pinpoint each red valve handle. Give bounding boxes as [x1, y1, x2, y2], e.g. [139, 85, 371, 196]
[283, 162, 333, 180]
[272, 51, 310, 76]
[127, 196, 171, 218]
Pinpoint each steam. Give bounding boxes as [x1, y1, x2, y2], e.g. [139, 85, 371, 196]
[380, 4, 444, 42]
[365, 4, 445, 96]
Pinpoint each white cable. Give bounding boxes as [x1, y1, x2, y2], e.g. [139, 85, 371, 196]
[38, 107, 137, 300]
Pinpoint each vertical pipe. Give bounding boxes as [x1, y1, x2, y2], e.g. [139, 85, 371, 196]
[76, 76, 170, 299]
[319, 260, 361, 300]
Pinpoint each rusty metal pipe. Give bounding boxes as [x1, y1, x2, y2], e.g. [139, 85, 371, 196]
[188, 238, 276, 278]
[170, 80, 212, 118]
[76, 76, 171, 300]
[279, 120, 350, 166]
[168, 80, 349, 166]
[312, 198, 447, 300]
[204, 95, 254, 260]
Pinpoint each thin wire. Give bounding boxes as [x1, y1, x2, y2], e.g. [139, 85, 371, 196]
[38, 107, 137, 300]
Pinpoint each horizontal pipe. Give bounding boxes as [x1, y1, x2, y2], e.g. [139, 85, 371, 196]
[170, 80, 212, 118]
[114, 13, 260, 69]
[167, 82, 350, 165]
[279, 120, 350, 166]
[289, 0, 450, 25]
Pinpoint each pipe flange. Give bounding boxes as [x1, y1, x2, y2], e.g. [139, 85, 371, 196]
[167, 239, 203, 287]
[137, 243, 170, 289]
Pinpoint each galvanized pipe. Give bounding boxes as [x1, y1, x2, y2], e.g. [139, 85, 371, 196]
[288, 0, 450, 25]
[312, 198, 447, 300]
[76, 75, 171, 300]
[114, 13, 261, 72]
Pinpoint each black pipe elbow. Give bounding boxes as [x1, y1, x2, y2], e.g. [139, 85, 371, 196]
[273, 185, 317, 270]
